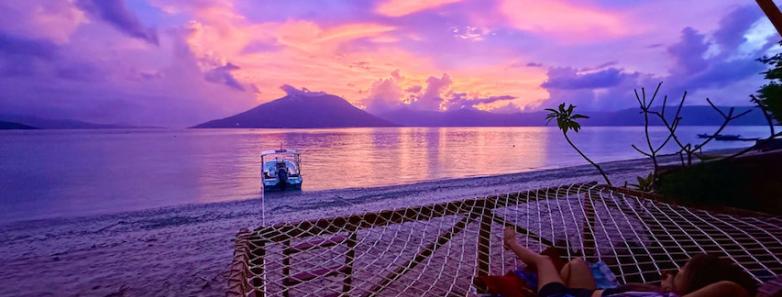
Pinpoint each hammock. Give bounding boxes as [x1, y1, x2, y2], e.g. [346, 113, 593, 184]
[227, 183, 782, 297]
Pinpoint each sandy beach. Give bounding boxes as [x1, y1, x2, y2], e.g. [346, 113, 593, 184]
[0, 157, 665, 297]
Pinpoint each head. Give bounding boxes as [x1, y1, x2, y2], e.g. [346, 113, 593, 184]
[671, 254, 757, 295]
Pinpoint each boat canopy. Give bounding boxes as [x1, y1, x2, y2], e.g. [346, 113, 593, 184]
[261, 149, 298, 156]
[262, 159, 299, 175]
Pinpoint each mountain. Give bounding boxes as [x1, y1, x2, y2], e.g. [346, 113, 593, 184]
[379, 106, 771, 127]
[194, 92, 395, 128]
[0, 115, 139, 129]
[0, 120, 37, 129]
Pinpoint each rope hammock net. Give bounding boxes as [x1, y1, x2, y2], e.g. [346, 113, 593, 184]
[228, 183, 782, 297]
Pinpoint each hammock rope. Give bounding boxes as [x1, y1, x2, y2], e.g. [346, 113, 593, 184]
[228, 183, 782, 297]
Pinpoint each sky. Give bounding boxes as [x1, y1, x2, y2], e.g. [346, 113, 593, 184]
[0, 0, 779, 127]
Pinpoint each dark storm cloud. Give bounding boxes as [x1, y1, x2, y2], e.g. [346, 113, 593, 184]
[713, 5, 763, 53]
[542, 67, 627, 90]
[204, 63, 245, 91]
[0, 33, 60, 77]
[540, 4, 770, 111]
[667, 27, 710, 76]
[76, 0, 159, 45]
[0, 33, 58, 59]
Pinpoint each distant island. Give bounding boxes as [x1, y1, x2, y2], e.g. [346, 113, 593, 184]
[193, 90, 394, 128]
[0, 115, 141, 129]
[0, 120, 37, 130]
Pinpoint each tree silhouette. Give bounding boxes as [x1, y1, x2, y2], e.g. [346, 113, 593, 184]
[545, 103, 613, 186]
[755, 45, 782, 131]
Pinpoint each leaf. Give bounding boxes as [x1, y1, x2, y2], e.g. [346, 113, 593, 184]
[572, 114, 589, 119]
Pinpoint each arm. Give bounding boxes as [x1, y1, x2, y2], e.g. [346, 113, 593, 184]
[682, 281, 750, 297]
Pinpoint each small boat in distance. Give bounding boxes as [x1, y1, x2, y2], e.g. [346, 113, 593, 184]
[697, 133, 757, 141]
[261, 149, 303, 191]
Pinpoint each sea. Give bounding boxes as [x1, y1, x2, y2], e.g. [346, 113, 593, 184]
[0, 126, 773, 223]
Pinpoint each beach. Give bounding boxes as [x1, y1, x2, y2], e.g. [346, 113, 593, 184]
[0, 157, 664, 297]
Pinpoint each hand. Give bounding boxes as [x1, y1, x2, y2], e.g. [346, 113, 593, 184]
[503, 226, 518, 249]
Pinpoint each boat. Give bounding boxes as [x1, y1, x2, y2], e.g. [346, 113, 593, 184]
[261, 149, 303, 191]
[697, 133, 745, 141]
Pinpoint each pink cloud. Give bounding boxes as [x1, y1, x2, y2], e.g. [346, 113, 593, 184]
[362, 73, 405, 113]
[375, 0, 462, 17]
[497, 0, 631, 40]
[0, 0, 86, 44]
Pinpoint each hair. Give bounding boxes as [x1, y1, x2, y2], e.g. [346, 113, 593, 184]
[679, 254, 757, 295]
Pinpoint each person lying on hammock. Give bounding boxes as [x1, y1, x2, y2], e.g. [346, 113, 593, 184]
[502, 227, 756, 297]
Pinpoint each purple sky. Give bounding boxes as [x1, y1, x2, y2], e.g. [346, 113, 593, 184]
[0, 0, 778, 127]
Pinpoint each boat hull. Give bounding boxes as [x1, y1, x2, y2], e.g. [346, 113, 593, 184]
[262, 177, 303, 192]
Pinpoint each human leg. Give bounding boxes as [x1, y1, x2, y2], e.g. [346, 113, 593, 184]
[503, 227, 564, 289]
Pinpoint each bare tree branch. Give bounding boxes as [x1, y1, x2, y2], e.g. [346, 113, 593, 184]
[631, 144, 652, 157]
[634, 89, 643, 108]
[751, 94, 776, 136]
[692, 106, 754, 153]
[650, 111, 688, 153]
[674, 91, 687, 120]
[647, 82, 662, 108]
[706, 98, 728, 119]
[733, 108, 753, 119]
[661, 95, 669, 118]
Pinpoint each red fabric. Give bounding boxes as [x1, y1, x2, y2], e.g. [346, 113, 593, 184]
[476, 246, 569, 297]
[477, 271, 535, 297]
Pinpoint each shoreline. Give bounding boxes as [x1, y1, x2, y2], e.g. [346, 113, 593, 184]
[0, 156, 663, 296]
[1, 154, 664, 227]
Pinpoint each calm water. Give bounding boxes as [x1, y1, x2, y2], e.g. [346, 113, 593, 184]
[0, 126, 772, 223]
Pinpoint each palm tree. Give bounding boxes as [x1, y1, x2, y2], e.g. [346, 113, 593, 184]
[545, 103, 613, 186]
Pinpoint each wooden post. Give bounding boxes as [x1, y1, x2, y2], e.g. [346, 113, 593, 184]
[756, 0, 782, 37]
[342, 231, 358, 295]
[248, 236, 267, 297]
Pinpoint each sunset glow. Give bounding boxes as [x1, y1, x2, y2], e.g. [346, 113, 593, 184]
[0, 0, 777, 126]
